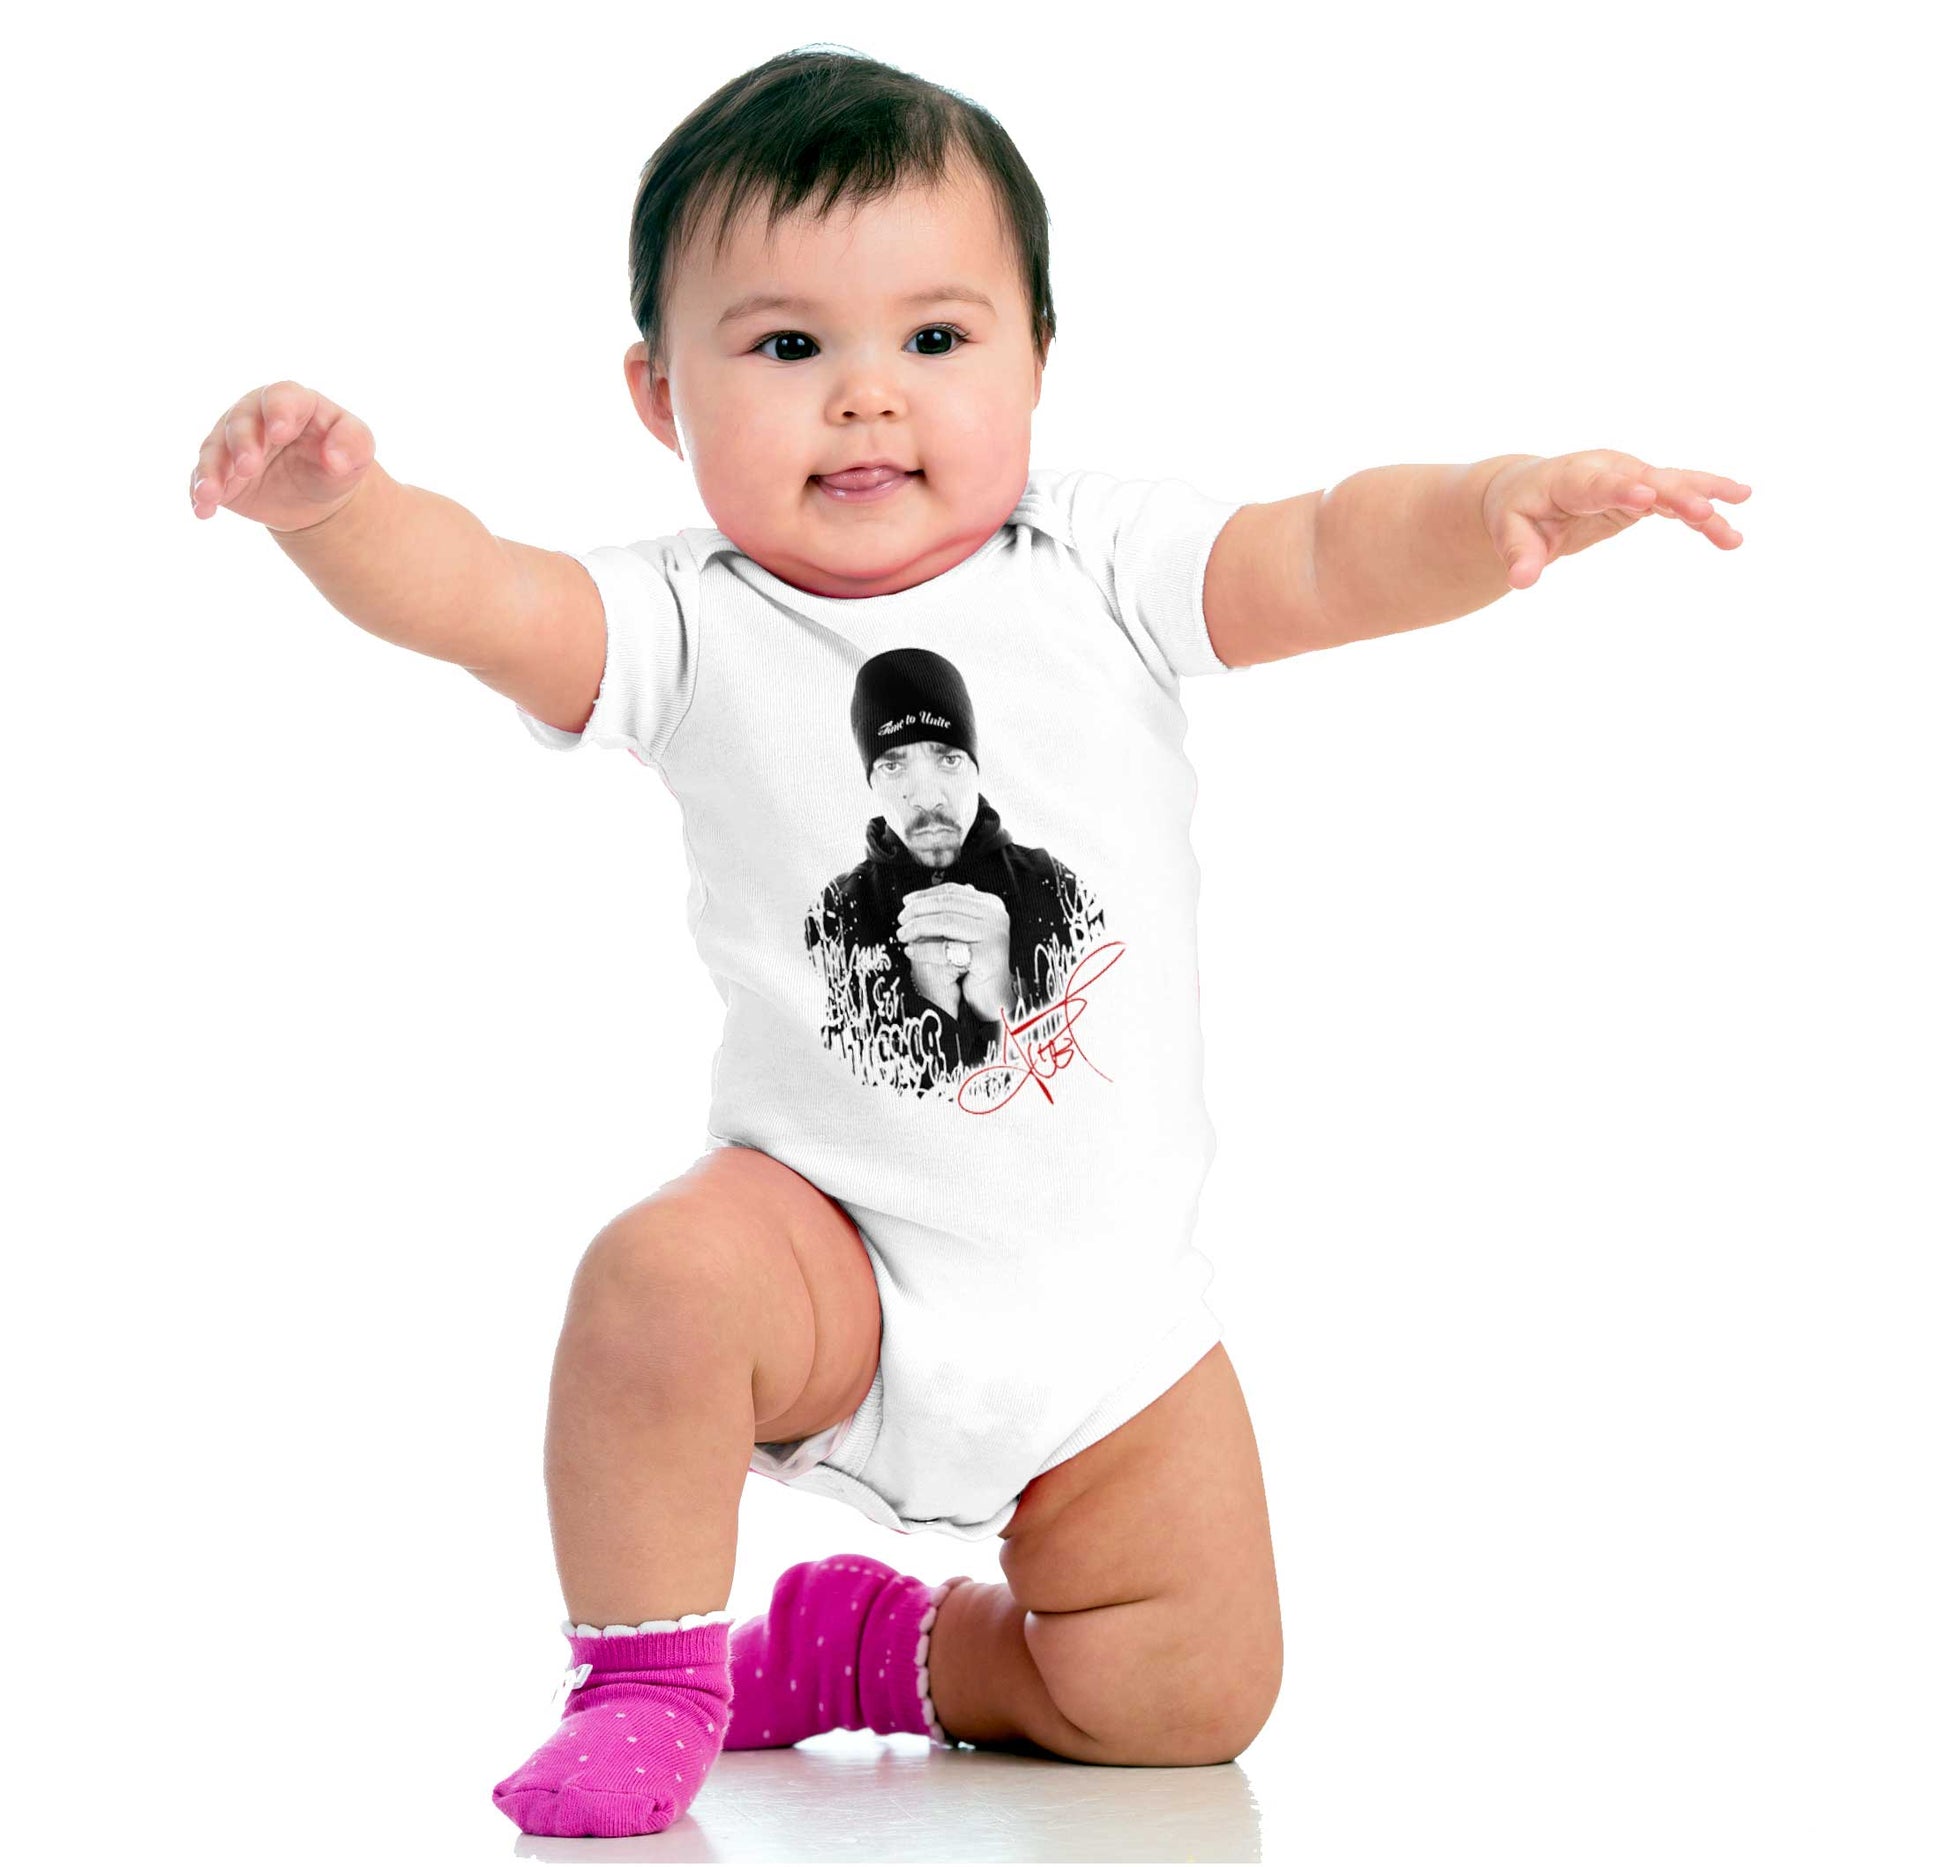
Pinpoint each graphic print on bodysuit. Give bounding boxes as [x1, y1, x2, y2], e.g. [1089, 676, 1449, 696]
[802, 646, 1123, 1111]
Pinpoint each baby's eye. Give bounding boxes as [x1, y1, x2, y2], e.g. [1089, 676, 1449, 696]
[753, 324, 971, 363]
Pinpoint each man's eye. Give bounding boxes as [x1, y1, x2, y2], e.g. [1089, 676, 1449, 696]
[752, 323, 971, 362]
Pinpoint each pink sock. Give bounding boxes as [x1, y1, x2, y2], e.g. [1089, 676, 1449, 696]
[724, 1554, 972, 1749]
[492, 1613, 735, 1838]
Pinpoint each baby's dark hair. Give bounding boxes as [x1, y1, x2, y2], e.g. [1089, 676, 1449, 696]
[627, 45, 1055, 375]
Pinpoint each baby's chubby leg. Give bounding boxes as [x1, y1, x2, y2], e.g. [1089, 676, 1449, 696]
[927, 1344, 1282, 1766]
[494, 1142, 881, 1836]
[544, 1142, 882, 1624]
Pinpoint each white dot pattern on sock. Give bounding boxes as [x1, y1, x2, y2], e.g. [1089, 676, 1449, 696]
[500, 1622, 734, 1834]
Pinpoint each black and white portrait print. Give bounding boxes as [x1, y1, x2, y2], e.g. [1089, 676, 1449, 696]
[804, 647, 1107, 1099]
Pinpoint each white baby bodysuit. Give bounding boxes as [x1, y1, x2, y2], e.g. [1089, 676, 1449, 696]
[517, 466, 1245, 1539]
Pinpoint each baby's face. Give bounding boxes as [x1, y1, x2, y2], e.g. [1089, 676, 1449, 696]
[626, 159, 1043, 600]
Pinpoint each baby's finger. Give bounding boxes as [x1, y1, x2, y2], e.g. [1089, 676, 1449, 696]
[1660, 467, 1751, 504]
[1580, 467, 1659, 516]
[222, 394, 268, 484]
[190, 430, 238, 516]
[229, 381, 306, 480]
[1681, 506, 1744, 549]
[1643, 488, 1744, 548]
[1640, 467, 1750, 522]
[1496, 507, 1548, 588]
[313, 402, 373, 476]
[1537, 456, 1651, 519]
[257, 379, 320, 454]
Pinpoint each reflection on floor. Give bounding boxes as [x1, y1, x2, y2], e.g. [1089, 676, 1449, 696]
[510, 1729, 1262, 1863]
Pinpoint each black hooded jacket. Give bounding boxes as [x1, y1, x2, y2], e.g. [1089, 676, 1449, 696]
[804, 794, 1103, 1091]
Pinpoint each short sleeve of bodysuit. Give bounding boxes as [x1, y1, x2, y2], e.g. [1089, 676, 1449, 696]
[513, 537, 699, 767]
[1030, 467, 1244, 681]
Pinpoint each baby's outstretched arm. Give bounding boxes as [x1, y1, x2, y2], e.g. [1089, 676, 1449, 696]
[188, 379, 603, 731]
[1204, 450, 1751, 668]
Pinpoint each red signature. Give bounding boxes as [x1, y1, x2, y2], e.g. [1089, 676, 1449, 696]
[956, 939, 1126, 1114]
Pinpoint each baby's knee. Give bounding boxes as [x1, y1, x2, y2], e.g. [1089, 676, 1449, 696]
[565, 1169, 787, 1360]
[1024, 1595, 1282, 1767]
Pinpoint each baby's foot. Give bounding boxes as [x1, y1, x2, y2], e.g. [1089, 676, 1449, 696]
[724, 1555, 970, 1749]
[492, 1615, 733, 1838]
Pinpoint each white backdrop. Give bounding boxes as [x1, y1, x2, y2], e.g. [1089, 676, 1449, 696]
[7, 4, 1940, 1863]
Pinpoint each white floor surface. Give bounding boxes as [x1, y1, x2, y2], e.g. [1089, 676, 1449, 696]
[506, 1731, 1266, 1863]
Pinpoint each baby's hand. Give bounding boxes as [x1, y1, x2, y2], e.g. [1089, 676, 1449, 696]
[188, 380, 376, 532]
[1483, 452, 1751, 590]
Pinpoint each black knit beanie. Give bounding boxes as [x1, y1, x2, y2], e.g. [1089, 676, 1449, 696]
[850, 647, 979, 779]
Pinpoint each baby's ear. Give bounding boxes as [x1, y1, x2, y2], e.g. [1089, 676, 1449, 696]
[623, 340, 651, 403]
[622, 343, 680, 454]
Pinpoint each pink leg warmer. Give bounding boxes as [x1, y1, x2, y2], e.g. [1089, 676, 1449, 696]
[724, 1554, 972, 1749]
[492, 1615, 734, 1838]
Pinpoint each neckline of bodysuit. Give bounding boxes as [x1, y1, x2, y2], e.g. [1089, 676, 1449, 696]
[710, 518, 1014, 616]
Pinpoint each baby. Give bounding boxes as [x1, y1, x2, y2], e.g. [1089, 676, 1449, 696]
[187, 46, 1748, 1842]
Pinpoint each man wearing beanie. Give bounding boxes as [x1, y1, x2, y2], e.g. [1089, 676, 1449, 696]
[805, 647, 1105, 1097]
